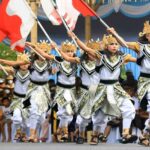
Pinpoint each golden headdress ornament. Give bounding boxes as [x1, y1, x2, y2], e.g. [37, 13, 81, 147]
[17, 53, 30, 63]
[35, 40, 51, 53]
[6, 75, 14, 89]
[61, 40, 77, 52]
[139, 21, 150, 37]
[6, 75, 13, 80]
[102, 34, 119, 49]
[86, 38, 101, 51]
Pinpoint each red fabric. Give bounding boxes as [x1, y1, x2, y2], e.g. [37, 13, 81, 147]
[0, 0, 24, 52]
[72, 0, 97, 17]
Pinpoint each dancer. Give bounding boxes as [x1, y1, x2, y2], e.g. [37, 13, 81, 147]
[75, 39, 101, 144]
[109, 21, 150, 146]
[0, 53, 30, 142]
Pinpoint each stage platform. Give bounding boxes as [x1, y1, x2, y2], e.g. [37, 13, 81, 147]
[0, 143, 149, 150]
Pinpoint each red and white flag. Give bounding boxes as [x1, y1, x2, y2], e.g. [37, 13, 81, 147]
[41, 0, 62, 25]
[55, 0, 97, 30]
[71, 0, 97, 17]
[55, 0, 80, 31]
[0, 0, 35, 52]
[41, 0, 80, 31]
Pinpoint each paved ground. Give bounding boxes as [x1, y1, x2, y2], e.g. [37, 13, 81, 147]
[0, 143, 149, 150]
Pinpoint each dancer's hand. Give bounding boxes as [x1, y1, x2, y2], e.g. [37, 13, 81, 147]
[67, 31, 77, 39]
[107, 27, 116, 35]
[25, 42, 36, 48]
[75, 57, 80, 64]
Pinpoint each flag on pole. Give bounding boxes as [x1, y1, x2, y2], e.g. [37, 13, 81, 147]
[55, 0, 80, 31]
[41, 0, 62, 25]
[0, 0, 35, 52]
[71, 0, 97, 17]
[41, 0, 80, 31]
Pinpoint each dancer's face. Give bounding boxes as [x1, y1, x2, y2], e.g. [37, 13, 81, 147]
[107, 43, 119, 54]
[20, 64, 30, 71]
[146, 33, 150, 43]
[64, 50, 74, 57]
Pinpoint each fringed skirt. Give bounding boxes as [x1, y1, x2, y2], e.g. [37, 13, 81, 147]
[91, 81, 131, 117]
[75, 84, 98, 119]
[55, 84, 76, 117]
[26, 82, 51, 115]
[11, 94, 29, 120]
[137, 76, 150, 101]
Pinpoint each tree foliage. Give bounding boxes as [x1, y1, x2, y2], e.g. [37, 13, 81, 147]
[0, 42, 17, 60]
[0, 42, 17, 77]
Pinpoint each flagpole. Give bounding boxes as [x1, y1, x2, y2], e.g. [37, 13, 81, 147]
[0, 64, 8, 76]
[23, 0, 61, 56]
[98, 17, 128, 48]
[27, 45, 46, 60]
[51, 0, 80, 50]
[51, 0, 81, 72]
[80, 0, 128, 48]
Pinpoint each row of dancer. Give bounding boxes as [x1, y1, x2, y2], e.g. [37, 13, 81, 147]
[0, 21, 149, 146]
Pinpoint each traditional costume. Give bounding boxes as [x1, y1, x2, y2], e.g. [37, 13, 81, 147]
[90, 35, 136, 144]
[26, 41, 52, 142]
[54, 41, 77, 141]
[128, 21, 150, 146]
[10, 54, 30, 142]
[75, 39, 101, 144]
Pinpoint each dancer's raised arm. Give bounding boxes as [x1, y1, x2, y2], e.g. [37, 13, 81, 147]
[67, 31, 101, 59]
[0, 54, 30, 67]
[51, 41, 80, 64]
[26, 42, 55, 60]
[107, 27, 140, 53]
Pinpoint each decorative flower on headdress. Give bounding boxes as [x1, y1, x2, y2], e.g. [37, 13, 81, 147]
[61, 40, 77, 52]
[86, 38, 102, 51]
[36, 40, 51, 53]
[17, 53, 29, 63]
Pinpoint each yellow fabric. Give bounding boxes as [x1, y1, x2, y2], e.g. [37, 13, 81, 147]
[124, 54, 132, 63]
[127, 42, 140, 52]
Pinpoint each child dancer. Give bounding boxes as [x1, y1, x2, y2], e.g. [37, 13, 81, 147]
[0, 54, 30, 142]
[75, 39, 101, 144]
[52, 41, 79, 142]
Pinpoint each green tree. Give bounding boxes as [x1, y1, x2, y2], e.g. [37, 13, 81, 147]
[0, 42, 17, 77]
[0, 43, 17, 60]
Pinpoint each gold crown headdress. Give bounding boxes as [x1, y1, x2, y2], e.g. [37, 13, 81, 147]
[6, 75, 13, 80]
[17, 53, 30, 63]
[139, 21, 150, 37]
[35, 40, 51, 53]
[102, 34, 119, 49]
[86, 38, 101, 51]
[61, 40, 77, 52]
